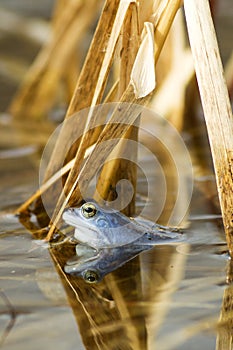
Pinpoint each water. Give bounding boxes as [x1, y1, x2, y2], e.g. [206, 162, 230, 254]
[0, 132, 231, 349]
[0, 210, 230, 349]
[0, 1, 233, 349]
[0, 220, 81, 350]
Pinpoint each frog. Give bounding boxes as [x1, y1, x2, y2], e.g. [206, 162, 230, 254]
[62, 201, 183, 283]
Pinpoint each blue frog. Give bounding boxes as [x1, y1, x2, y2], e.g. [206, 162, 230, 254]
[62, 201, 183, 283]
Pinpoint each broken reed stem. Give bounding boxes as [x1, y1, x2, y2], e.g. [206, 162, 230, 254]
[184, 0, 233, 255]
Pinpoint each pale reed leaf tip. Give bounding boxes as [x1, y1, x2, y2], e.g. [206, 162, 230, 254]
[130, 22, 156, 98]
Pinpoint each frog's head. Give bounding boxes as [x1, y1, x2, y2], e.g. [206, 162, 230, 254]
[63, 201, 145, 248]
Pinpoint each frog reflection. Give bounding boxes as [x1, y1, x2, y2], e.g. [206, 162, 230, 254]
[62, 201, 183, 283]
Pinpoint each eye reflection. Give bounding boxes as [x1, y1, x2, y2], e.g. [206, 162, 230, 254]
[83, 270, 100, 283]
[81, 202, 97, 218]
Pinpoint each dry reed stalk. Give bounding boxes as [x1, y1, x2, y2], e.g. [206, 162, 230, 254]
[184, 0, 233, 254]
[46, 89, 149, 240]
[42, 0, 123, 184]
[94, 123, 139, 215]
[225, 51, 233, 100]
[150, 1, 183, 90]
[44, 0, 132, 202]
[44, 0, 135, 237]
[52, 0, 67, 29]
[151, 51, 194, 130]
[44, 0, 181, 183]
[216, 284, 233, 349]
[53, 0, 80, 102]
[26, 0, 125, 223]
[45, 0, 182, 241]
[94, 2, 140, 216]
[105, 274, 144, 349]
[67, 3, 143, 331]
[153, 0, 181, 63]
[150, 10, 195, 131]
[8, 0, 101, 119]
[16, 92, 118, 215]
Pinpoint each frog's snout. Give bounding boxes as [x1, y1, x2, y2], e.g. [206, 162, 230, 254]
[63, 207, 75, 214]
[62, 208, 79, 227]
[63, 207, 76, 219]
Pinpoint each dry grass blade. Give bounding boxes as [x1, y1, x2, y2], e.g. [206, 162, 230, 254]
[184, 0, 233, 254]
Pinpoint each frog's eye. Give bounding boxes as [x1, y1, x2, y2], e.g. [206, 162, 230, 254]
[83, 270, 100, 283]
[81, 203, 97, 218]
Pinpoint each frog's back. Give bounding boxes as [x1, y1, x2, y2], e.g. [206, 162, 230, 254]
[91, 209, 148, 247]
